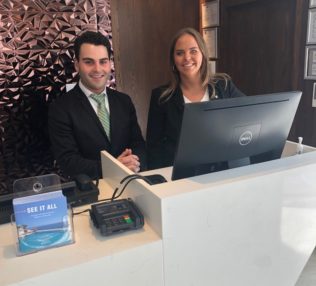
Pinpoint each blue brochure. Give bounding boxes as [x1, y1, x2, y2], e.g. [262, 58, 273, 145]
[13, 190, 73, 254]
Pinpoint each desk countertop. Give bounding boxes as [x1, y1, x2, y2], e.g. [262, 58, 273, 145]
[0, 180, 163, 286]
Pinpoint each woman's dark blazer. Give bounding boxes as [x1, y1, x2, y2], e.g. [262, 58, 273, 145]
[146, 80, 245, 170]
[48, 84, 146, 179]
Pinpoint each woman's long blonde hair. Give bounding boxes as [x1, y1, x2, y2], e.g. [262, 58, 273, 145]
[160, 27, 229, 102]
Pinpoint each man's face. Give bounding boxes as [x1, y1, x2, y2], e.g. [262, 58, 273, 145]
[75, 43, 111, 94]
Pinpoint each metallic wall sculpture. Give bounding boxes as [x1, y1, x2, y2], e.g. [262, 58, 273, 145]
[0, 0, 113, 194]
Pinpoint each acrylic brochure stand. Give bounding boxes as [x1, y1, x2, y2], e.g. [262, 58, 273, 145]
[11, 174, 75, 256]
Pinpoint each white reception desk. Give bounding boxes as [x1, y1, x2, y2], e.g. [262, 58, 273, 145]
[2, 141, 316, 286]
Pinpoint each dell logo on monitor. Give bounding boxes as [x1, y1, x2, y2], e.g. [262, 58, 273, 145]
[239, 131, 253, 146]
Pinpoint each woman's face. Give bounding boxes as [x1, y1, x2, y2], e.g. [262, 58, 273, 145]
[173, 33, 203, 80]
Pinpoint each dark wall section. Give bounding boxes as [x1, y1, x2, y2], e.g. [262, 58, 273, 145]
[218, 0, 311, 145]
[218, 0, 297, 95]
[0, 0, 113, 194]
[110, 0, 199, 134]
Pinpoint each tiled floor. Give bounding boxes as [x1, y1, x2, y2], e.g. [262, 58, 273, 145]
[295, 248, 316, 286]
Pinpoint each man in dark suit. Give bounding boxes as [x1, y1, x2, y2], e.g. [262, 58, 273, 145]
[48, 31, 145, 179]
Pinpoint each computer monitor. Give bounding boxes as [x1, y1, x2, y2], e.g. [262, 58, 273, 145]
[171, 91, 302, 180]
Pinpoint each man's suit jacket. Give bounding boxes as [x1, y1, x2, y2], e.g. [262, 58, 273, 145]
[146, 80, 245, 170]
[48, 84, 146, 179]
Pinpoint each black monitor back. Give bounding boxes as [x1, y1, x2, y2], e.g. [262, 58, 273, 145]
[171, 91, 302, 180]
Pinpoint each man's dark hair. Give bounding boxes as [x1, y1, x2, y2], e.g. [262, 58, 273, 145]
[74, 31, 112, 60]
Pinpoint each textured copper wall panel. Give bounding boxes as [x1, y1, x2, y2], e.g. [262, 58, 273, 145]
[0, 12, 97, 50]
[0, 0, 113, 194]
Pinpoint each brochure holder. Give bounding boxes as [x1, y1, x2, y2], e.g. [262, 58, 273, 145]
[11, 174, 75, 256]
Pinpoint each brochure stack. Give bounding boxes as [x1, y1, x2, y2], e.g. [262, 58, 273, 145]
[12, 174, 75, 256]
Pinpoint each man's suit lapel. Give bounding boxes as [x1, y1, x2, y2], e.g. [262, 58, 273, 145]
[74, 84, 111, 144]
[107, 88, 121, 148]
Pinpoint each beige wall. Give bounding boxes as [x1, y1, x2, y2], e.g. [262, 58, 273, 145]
[110, 0, 199, 135]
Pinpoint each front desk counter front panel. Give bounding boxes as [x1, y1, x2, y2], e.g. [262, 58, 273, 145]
[154, 163, 316, 286]
[0, 180, 163, 286]
[134, 145, 316, 286]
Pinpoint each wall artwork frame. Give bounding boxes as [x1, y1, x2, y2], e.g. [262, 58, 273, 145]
[311, 0, 316, 8]
[201, 0, 219, 28]
[305, 46, 316, 79]
[313, 82, 316, 107]
[203, 27, 218, 59]
[307, 9, 316, 44]
[209, 60, 216, 74]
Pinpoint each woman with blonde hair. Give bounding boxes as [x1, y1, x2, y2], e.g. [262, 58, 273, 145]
[146, 27, 245, 170]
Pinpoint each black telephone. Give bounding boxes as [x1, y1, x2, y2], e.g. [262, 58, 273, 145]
[62, 174, 99, 207]
[90, 198, 144, 236]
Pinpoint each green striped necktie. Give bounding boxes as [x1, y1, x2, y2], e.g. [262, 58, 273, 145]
[91, 93, 110, 139]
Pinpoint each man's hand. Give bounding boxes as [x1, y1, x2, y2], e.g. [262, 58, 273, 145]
[117, 148, 140, 172]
